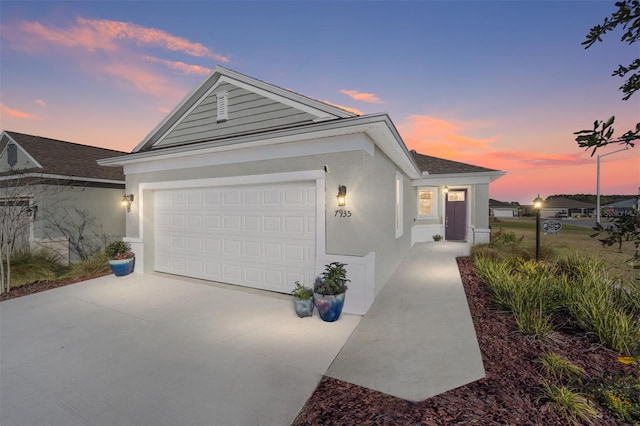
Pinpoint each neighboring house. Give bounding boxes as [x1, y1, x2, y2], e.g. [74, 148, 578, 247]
[0, 131, 126, 263]
[538, 197, 596, 218]
[99, 66, 504, 315]
[603, 198, 637, 217]
[489, 199, 519, 218]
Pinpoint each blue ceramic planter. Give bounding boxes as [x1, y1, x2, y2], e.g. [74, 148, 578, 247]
[109, 258, 135, 277]
[293, 297, 314, 318]
[313, 292, 345, 322]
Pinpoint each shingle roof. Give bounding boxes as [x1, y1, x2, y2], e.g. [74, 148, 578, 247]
[603, 198, 637, 209]
[490, 199, 518, 208]
[410, 150, 498, 174]
[2, 131, 125, 182]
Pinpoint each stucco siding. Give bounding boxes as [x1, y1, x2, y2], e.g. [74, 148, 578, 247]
[155, 82, 316, 148]
[32, 185, 125, 262]
[124, 136, 412, 297]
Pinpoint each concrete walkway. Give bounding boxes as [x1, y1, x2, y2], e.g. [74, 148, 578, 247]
[327, 242, 485, 401]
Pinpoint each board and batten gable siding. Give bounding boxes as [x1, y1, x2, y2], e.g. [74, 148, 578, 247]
[154, 82, 318, 148]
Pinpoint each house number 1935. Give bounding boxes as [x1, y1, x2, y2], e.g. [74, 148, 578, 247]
[334, 209, 352, 218]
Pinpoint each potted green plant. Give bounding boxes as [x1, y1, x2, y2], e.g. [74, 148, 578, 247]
[105, 240, 135, 276]
[291, 281, 314, 318]
[433, 234, 443, 242]
[313, 262, 349, 322]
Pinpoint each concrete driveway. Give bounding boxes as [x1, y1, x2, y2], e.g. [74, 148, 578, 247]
[0, 273, 360, 426]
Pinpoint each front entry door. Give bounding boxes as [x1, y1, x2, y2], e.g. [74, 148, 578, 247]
[445, 189, 468, 241]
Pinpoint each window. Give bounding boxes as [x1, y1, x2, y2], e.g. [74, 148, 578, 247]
[216, 91, 228, 122]
[417, 187, 437, 218]
[395, 172, 403, 238]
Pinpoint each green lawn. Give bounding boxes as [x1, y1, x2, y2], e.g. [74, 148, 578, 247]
[489, 217, 638, 286]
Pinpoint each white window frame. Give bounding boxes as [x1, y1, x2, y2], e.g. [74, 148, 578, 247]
[417, 186, 438, 219]
[395, 172, 403, 238]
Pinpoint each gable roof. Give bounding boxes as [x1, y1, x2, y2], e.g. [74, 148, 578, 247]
[134, 66, 357, 153]
[1, 131, 126, 183]
[100, 67, 504, 184]
[411, 151, 499, 175]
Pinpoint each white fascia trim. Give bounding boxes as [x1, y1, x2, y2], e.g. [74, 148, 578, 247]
[136, 169, 327, 256]
[0, 132, 43, 169]
[0, 172, 124, 185]
[123, 134, 374, 175]
[412, 171, 505, 186]
[99, 115, 385, 167]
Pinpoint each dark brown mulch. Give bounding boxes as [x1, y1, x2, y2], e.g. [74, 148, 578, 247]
[292, 257, 635, 426]
[0, 273, 110, 302]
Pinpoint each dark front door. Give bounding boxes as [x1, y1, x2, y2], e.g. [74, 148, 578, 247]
[445, 189, 467, 241]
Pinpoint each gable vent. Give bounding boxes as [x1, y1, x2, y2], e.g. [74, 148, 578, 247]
[216, 91, 228, 122]
[7, 144, 17, 167]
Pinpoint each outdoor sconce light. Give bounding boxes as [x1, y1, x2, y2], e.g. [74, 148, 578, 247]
[443, 185, 449, 193]
[26, 205, 38, 220]
[121, 194, 134, 212]
[337, 185, 347, 207]
[533, 195, 543, 260]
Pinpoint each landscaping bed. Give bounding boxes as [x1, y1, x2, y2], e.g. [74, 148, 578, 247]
[292, 257, 636, 425]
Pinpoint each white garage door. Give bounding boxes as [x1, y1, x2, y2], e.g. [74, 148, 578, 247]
[154, 182, 316, 293]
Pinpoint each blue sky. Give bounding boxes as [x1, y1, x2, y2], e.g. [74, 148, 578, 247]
[1, 0, 638, 203]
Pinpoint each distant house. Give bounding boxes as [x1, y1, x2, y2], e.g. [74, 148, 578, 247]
[0, 131, 126, 263]
[603, 198, 637, 217]
[537, 197, 596, 218]
[98, 66, 505, 315]
[489, 199, 519, 218]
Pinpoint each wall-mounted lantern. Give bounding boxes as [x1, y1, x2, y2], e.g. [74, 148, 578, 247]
[337, 185, 347, 207]
[26, 205, 38, 220]
[443, 185, 449, 193]
[121, 194, 134, 212]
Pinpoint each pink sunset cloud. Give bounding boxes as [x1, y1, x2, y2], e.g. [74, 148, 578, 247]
[13, 18, 228, 62]
[142, 56, 211, 76]
[340, 89, 383, 104]
[35, 99, 47, 108]
[1, 17, 224, 102]
[0, 104, 40, 120]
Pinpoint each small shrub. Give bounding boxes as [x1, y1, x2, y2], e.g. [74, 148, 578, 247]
[432, 234, 443, 241]
[592, 375, 640, 422]
[291, 281, 313, 299]
[491, 228, 520, 244]
[537, 381, 598, 425]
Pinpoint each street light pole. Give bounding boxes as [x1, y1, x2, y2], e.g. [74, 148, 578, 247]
[596, 147, 629, 224]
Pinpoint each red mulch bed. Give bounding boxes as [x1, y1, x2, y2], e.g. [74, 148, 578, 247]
[292, 257, 636, 426]
[0, 273, 109, 302]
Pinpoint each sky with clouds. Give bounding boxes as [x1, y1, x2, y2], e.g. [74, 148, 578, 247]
[0, 1, 638, 203]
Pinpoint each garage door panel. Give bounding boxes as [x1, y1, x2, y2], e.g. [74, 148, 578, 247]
[155, 182, 316, 293]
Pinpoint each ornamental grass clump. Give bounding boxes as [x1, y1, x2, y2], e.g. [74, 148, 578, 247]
[537, 381, 598, 425]
[538, 352, 586, 384]
[474, 257, 561, 337]
[558, 255, 640, 354]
